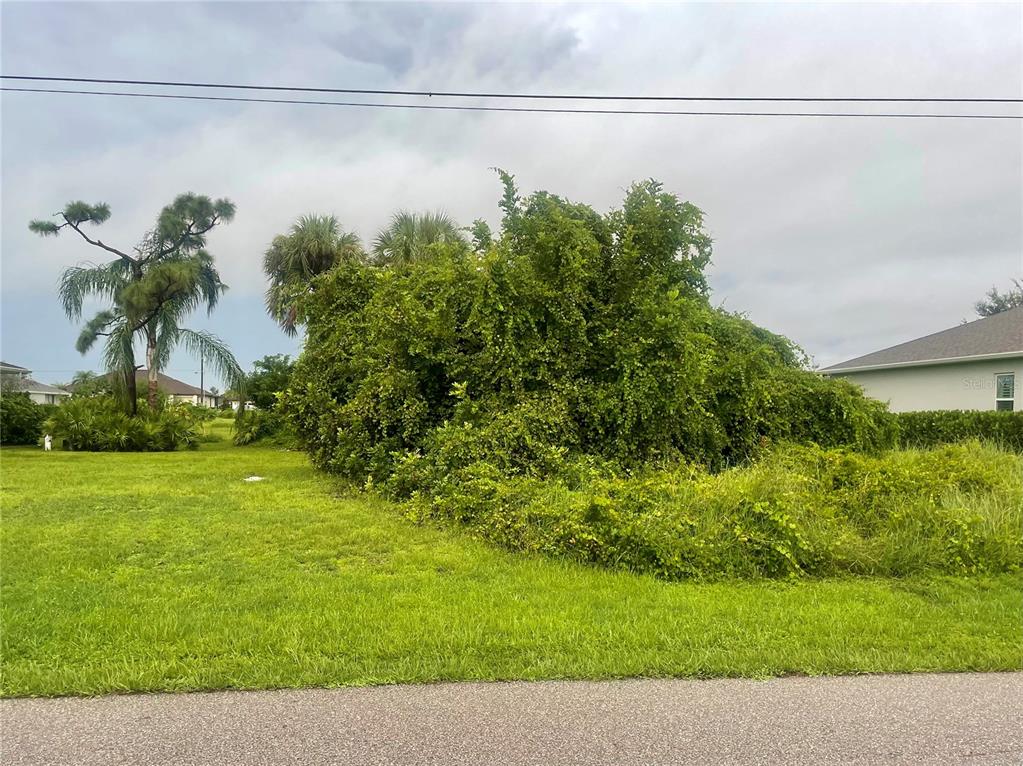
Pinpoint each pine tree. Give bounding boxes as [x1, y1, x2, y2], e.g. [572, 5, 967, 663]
[31, 194, 243, 414]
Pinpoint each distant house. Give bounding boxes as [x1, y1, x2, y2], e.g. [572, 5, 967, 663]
[821, 306, 1022, 413]
[0, 361, 73, 405]
[223, 397, 255, 412]
[131, 370, 220, 408]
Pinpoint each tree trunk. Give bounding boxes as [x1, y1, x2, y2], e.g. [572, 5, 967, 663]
[125, 366, 138, 417]
[146, 328, 159, 410]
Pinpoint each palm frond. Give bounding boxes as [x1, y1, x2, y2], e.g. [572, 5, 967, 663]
[175, 328, 244, 391]
[261, 214, 362, 334]
[100, 317, 135, 370]
[59, 262, 129, 320]
[153, 314, 180, 372]
[372, 210, 465, 266]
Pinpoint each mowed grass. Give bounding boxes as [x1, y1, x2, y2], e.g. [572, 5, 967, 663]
[2, 423, 1021, 697]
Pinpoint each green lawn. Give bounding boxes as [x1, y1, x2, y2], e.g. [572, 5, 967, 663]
[2, 425, 1021, 697]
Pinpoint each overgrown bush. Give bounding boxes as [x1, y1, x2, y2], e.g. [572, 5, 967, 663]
[243, 354, 294, 410]
[896, 410, 1023, 451]
[282, 174, 1006, 581]
[397, 441, 1022, 579]
[283, 174, 896, 484]
[233, 408, 296, 447]
[0, 391, 51, 445]
[44, 396, 200, 451]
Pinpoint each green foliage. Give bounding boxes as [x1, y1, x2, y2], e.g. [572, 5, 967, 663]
[44, 396, 200, 451]
[468, 219, 493, 253]
[617, 179, 713, 296]
[154, 193, 235, 251]
[0, 391, 49, 445]
[400, 442, 1023, 580]
[279, 174, 943, 582]
[232, 408, 296, 447]
[32, 193, 242, 416]
[65, 371, 111, 397]
[119, 260, 205, 319]
[975, 278, 1022, 317]
[263, 214, 364, 335]
[283, 175, 895, 483]
[178, 402, 218, 424]
[228, 353, 298, 446]
[895, 410, 1023, 451]
[244, 354, 295, 410]
[29, 201, 109, 234]
[27, 220, 61, 236]
[59, 262, 127, 319]
[371, 210, 467, 266]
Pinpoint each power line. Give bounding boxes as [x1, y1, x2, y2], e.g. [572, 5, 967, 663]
[2, 75, 1021, 103]
[3, 87, 1020, 120]
[26, 369, 204, 373]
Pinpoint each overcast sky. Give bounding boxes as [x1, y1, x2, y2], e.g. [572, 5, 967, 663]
[2, 1, 1021, 388]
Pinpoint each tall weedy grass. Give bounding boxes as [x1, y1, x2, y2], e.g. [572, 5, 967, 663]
[398, 441, 1023, 580]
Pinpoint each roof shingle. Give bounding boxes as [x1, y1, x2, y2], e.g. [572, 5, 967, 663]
[5, 377, 71, 396]
[822, 305, 1023, 372]
[130, 370, 208, 397]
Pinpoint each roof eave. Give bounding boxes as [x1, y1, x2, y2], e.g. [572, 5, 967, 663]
[821, 349, 1023, 375]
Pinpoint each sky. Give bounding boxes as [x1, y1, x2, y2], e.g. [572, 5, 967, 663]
[2, 1, 1021, 389]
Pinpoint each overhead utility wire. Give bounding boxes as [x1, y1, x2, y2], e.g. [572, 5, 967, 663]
[2, 75, 1021, 103]
[3, 87, 1020, 119]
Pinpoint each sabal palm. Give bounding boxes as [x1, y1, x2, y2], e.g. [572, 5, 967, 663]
[263, 214, 363, 336]
[372, 211, 465, 267]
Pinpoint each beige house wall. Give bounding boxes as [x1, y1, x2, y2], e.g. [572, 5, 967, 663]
[167, 393, 219, 408]
[827, 356, 1023, 413]
[27, 391, 70, 405]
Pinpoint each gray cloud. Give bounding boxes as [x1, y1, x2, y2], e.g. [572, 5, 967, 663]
[2, 1, 1020, 385]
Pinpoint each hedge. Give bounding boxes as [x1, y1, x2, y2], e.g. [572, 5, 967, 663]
[896, 410, 1023, 451]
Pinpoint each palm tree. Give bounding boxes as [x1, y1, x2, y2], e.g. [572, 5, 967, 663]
[64, 370, 110, 396]
[59, 259, 142, 413]
[133, 250, 238, 408]
[43, 194, 242, 414]
[61, 255, 242, 415]
[147, 275, 243, 408]
[263, 214, 363, 336]
[371, 211, 466, 267]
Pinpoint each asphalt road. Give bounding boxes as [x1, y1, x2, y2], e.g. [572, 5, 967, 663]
[2, 673, 1021, 765]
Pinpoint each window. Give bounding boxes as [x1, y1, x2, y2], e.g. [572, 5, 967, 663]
[995, 373, 1014, 411]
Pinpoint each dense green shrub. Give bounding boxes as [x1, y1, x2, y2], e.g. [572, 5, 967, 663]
[232, 408, 296, 447]
[243, 354, 294, 410]
[0, 391, 51, 445]
[281, 174, 977, 581]
[174, 402, 217, 424]
[283, 175, 895, 484]
[397, 441, 1022, 579]
[45, 396, 200, 451]
[896, 410, 1023, 451]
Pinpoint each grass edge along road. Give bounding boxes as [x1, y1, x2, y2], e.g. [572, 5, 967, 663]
[2, 429, 1021, 697]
